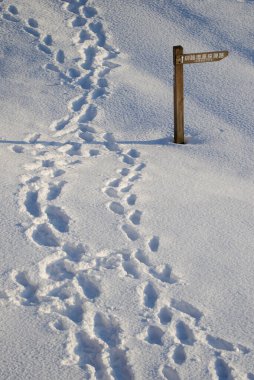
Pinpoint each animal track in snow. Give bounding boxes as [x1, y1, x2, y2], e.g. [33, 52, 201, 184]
[122, 224, 139, 241]
[56, 49, 65, 64]
[129, 210, 142, 225]
[213, 357, 234, 380]
[171, 299, 203, 322]
[109, 201, 124, 215]
[161, 365, 180, 380]
[148, 236, 160, 252]
[94, 312, 120, 346]
[158, 306, 173, 325]
[126, 194, 137, 206]
[206, 335, 235, 352]
[11, 145, 24, 153]
[74, 331, 106, 375]
[24, 190, 41, 217]
[172, 344, 186, 365]
[146, 325, 164, 346]
[45, 205, 70, 233]
[175, 320, 195, 346]
[150, 264, 178, 284]
[15, 271, 39, 305]
[143, 282, 158, 309]
[77, 274, 100, 300]
[122, 258, 140, 279]
[47, 181, 66, 200]
[31, 223, 59, 247]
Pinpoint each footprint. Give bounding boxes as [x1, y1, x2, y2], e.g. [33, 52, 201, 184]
[15, 272, 38, 305]
[89, 21, 106, 47]
[46, 205, 69, 233]
[172, 345, 186, 365]
[71, 15, 86, 28]
[77, 29, 91, 43]
[92, 87, 107, 100]
[175, 321, 195, 346]
[110, 347, 134, 380]
[56, 49, 65, 64]
[23, 26, 40, 37]
[121, 184, 133, 193]
[47, 284, 72, 300]
[79, 131, 94, 142]
[158, 306, 173, 325]
[143, 282, 158, 309]
[28, 18, 38, 28]
[126, 194, 137, 206]
[129, 173, 141, 182]
[122, 224, 139, 241]
[47, 181, 66, 201]
[74, 331, 106, 374]
[127, 149, 140, 158]
[67, 68, 81, 78]
[89, 149, 100, 157]
[103, 133, 120, 152]
[32, 223, 59, 247]
[63, 242, 85, 262]
[162, 365, 180, 380]
[94, 312, 120, 346]
[104, 187, 118, 199]
[71, 96, 87, 112]
[66, 142, 82, 156]
[146, 325, 164, 345]
[148, 236, 159, 252]
[8, 5, 18, 15]
[77, 274, 100, 300]
[46, 260, 74, 282]
[81, 46, 97, 70]
[78, 74, 92, 90]
[135, 249, 150, 266]
[78, 104, 97, 123]
[12, 145, 24, 153]
[24, 190, 41, 217]
[119, 168, 130, 177]
[122, 154, 135, 166]
[83, 6, 97, 18]
[129, 210, 142, 225]
[135, 163, 146, 172]
[150, 264, 178, 284]
[122, 259, 140, 279]
[171, 299, 203, 322]
[109, 202, 124, 215]
[214, 358, 234, 380]
[206, 335, 234, 352]
[38, 43, 51, 55]
[62, 304, 83, 324]
[107, 178, 122, 188]
[51, 117, 70, 131]
[43, 34, 53, 46]
[3, 13, 19, 22]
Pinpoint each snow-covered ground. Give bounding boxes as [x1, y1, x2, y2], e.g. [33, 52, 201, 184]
[0, 0, 254, 379]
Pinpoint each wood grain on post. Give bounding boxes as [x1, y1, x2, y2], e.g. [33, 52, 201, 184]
[173, 46, 184, 144]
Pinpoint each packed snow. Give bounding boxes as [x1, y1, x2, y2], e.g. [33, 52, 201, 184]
[0, 0, 254, 379]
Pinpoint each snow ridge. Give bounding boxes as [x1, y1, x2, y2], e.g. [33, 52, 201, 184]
[1, 0, 252, 378]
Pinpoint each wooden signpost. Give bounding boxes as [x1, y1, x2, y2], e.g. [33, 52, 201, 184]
[173, 46, 228, 144]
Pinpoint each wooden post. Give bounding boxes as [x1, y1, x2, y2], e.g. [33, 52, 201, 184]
[173, 46, 184, 144]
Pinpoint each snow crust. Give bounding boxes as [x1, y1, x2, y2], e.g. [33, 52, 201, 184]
[0, 0, 254, 379]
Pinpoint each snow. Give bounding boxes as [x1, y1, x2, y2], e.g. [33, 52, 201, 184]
[0, 0, 254, 379]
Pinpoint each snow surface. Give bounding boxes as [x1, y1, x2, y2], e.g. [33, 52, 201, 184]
[0, 0, 254, 379]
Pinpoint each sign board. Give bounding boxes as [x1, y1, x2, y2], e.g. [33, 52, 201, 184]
[176, 50, 228, 65]
[173, 46, 229, 144]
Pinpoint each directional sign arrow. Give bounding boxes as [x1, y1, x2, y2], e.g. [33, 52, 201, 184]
[176, 50, 228, 64]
